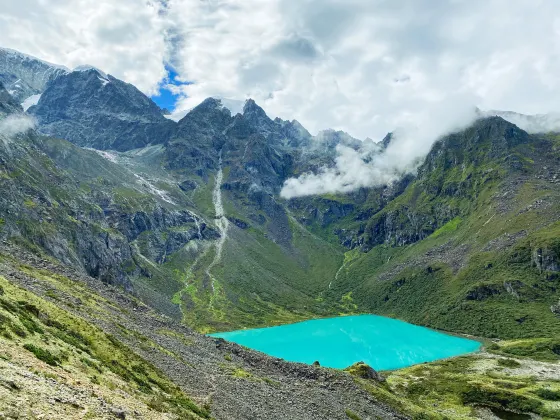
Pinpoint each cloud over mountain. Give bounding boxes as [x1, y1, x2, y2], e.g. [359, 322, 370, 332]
[1, 0, 560, 144]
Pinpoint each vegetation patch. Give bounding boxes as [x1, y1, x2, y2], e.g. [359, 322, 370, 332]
[489, 338, 560, 362]
[23, 343, 61, 366]
[461, 385, 542, 413]
[0, 274, 210, 418]
[497, 358, 522, 368]
[533, 388, 560, 401]
[345, 409, 362, 420]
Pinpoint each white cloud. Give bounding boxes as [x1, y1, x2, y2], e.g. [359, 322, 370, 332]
[2, 1, 560, 137]
[0, 114, 35, 136]
[158, 0, 560, 140]
[281, 95, 478, 198]
[2, 0, 560, 197]
[0, 0, 169, 94]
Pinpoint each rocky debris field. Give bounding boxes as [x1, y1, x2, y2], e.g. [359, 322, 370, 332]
[0, 242, 405, 420]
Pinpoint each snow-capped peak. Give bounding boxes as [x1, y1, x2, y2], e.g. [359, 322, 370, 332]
[74, 65, 109, 80]
[0, 47, 70, 72]
[213, 96, 245, 116]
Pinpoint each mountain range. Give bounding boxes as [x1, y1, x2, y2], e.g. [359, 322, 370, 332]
[0, 47, 559, 419]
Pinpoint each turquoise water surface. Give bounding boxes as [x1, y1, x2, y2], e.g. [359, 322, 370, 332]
[210, 315, 480, 370]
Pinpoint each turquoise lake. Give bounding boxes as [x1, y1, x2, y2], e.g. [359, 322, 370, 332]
[210, 315, 481, 370]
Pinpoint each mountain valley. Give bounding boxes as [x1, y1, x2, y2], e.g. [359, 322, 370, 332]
[0, 47, 559, 419]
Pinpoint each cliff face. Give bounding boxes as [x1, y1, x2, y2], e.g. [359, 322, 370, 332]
[30, 68, 175, 151]
[0, 82, 22, 116]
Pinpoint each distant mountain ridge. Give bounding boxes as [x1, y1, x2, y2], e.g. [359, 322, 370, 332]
[29, 67, 176, 150]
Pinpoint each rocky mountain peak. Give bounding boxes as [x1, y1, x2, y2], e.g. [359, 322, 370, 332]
[314, 129, 362, 150]
[418, 116, 532, 179]
[0, 47, 68, 102]
[176, 97, 234, 138]
[243, 98, 266, 116]
[241, 99, 276, 134]
[380, 132, 393, 149]
[29, 69, 175, 151]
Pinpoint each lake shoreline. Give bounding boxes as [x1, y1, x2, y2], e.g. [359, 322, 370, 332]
[209, 314, 481, 371]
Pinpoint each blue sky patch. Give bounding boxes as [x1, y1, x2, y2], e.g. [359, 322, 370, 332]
[151, 66, 190, 111]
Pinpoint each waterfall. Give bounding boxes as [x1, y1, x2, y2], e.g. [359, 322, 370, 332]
[206, 150, 229, 292]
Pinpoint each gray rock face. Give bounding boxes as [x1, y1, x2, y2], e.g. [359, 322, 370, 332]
[0, 47, 68, 102]
[0, 86, 214, 296]
[532, 246, 560, 273]
[31, 68, 176, 151]
[551, 299, 560, 316]
[0, 82, 22, 116]
[344, 361, 385, 382]
[166, 97, 232, 175]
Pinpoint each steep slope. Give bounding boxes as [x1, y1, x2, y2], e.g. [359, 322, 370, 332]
[0, 242, 404, 420]
[0, 82, 22, 116]
[0, 257, 209, 419]
[313, 117, 560, 339]
[0, 47, 68, 103]
[162, 98, 354, 330]
[31, 67, 175, 151]
[0, 92, 221, 319]
[2, 47, 559, 343]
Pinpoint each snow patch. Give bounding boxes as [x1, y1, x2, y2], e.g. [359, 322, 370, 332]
[0, 47, 70, 71]
[74, 65, 109, 79]
[21, 94, 41, 111]
[214, 96, 245, 115]
[97, 76, 109, 86]
[134, 174, 176, 205]
[89, 149, 119, 163]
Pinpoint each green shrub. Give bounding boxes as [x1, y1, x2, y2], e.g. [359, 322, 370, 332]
[19, 315, 44, 334]
[345, 409, 362, 420]
[499, 339, 560, 362]
[497, 358, 521, 368]
[534, 388, 560, 401]
[80, 357, 103, 373]
[23, 343, 60, 366]
[461, 385, 542, 413]
[10, 323, 27, 337]
[167, 394, 212, 419]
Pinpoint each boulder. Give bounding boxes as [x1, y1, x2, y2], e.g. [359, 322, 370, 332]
[344, 361, 384, 382]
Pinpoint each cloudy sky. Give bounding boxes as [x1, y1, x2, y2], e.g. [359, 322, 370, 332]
[1, 0, 559, 142]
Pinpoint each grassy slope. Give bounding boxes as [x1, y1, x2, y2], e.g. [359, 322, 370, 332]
[323, 133, 560, 340]
[167, 179, 345, 332]
[0, 272, 209, 419]
[361, 347, 560, 419]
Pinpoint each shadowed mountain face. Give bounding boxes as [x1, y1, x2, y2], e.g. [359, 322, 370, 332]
[0, 82, 22, 116]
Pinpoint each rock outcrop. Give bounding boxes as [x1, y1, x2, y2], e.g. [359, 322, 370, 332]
[31, 68, 175, 151]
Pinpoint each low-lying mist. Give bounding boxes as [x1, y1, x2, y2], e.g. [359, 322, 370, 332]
[0, 114, 35, 138]
[280, 100, 478, 199]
